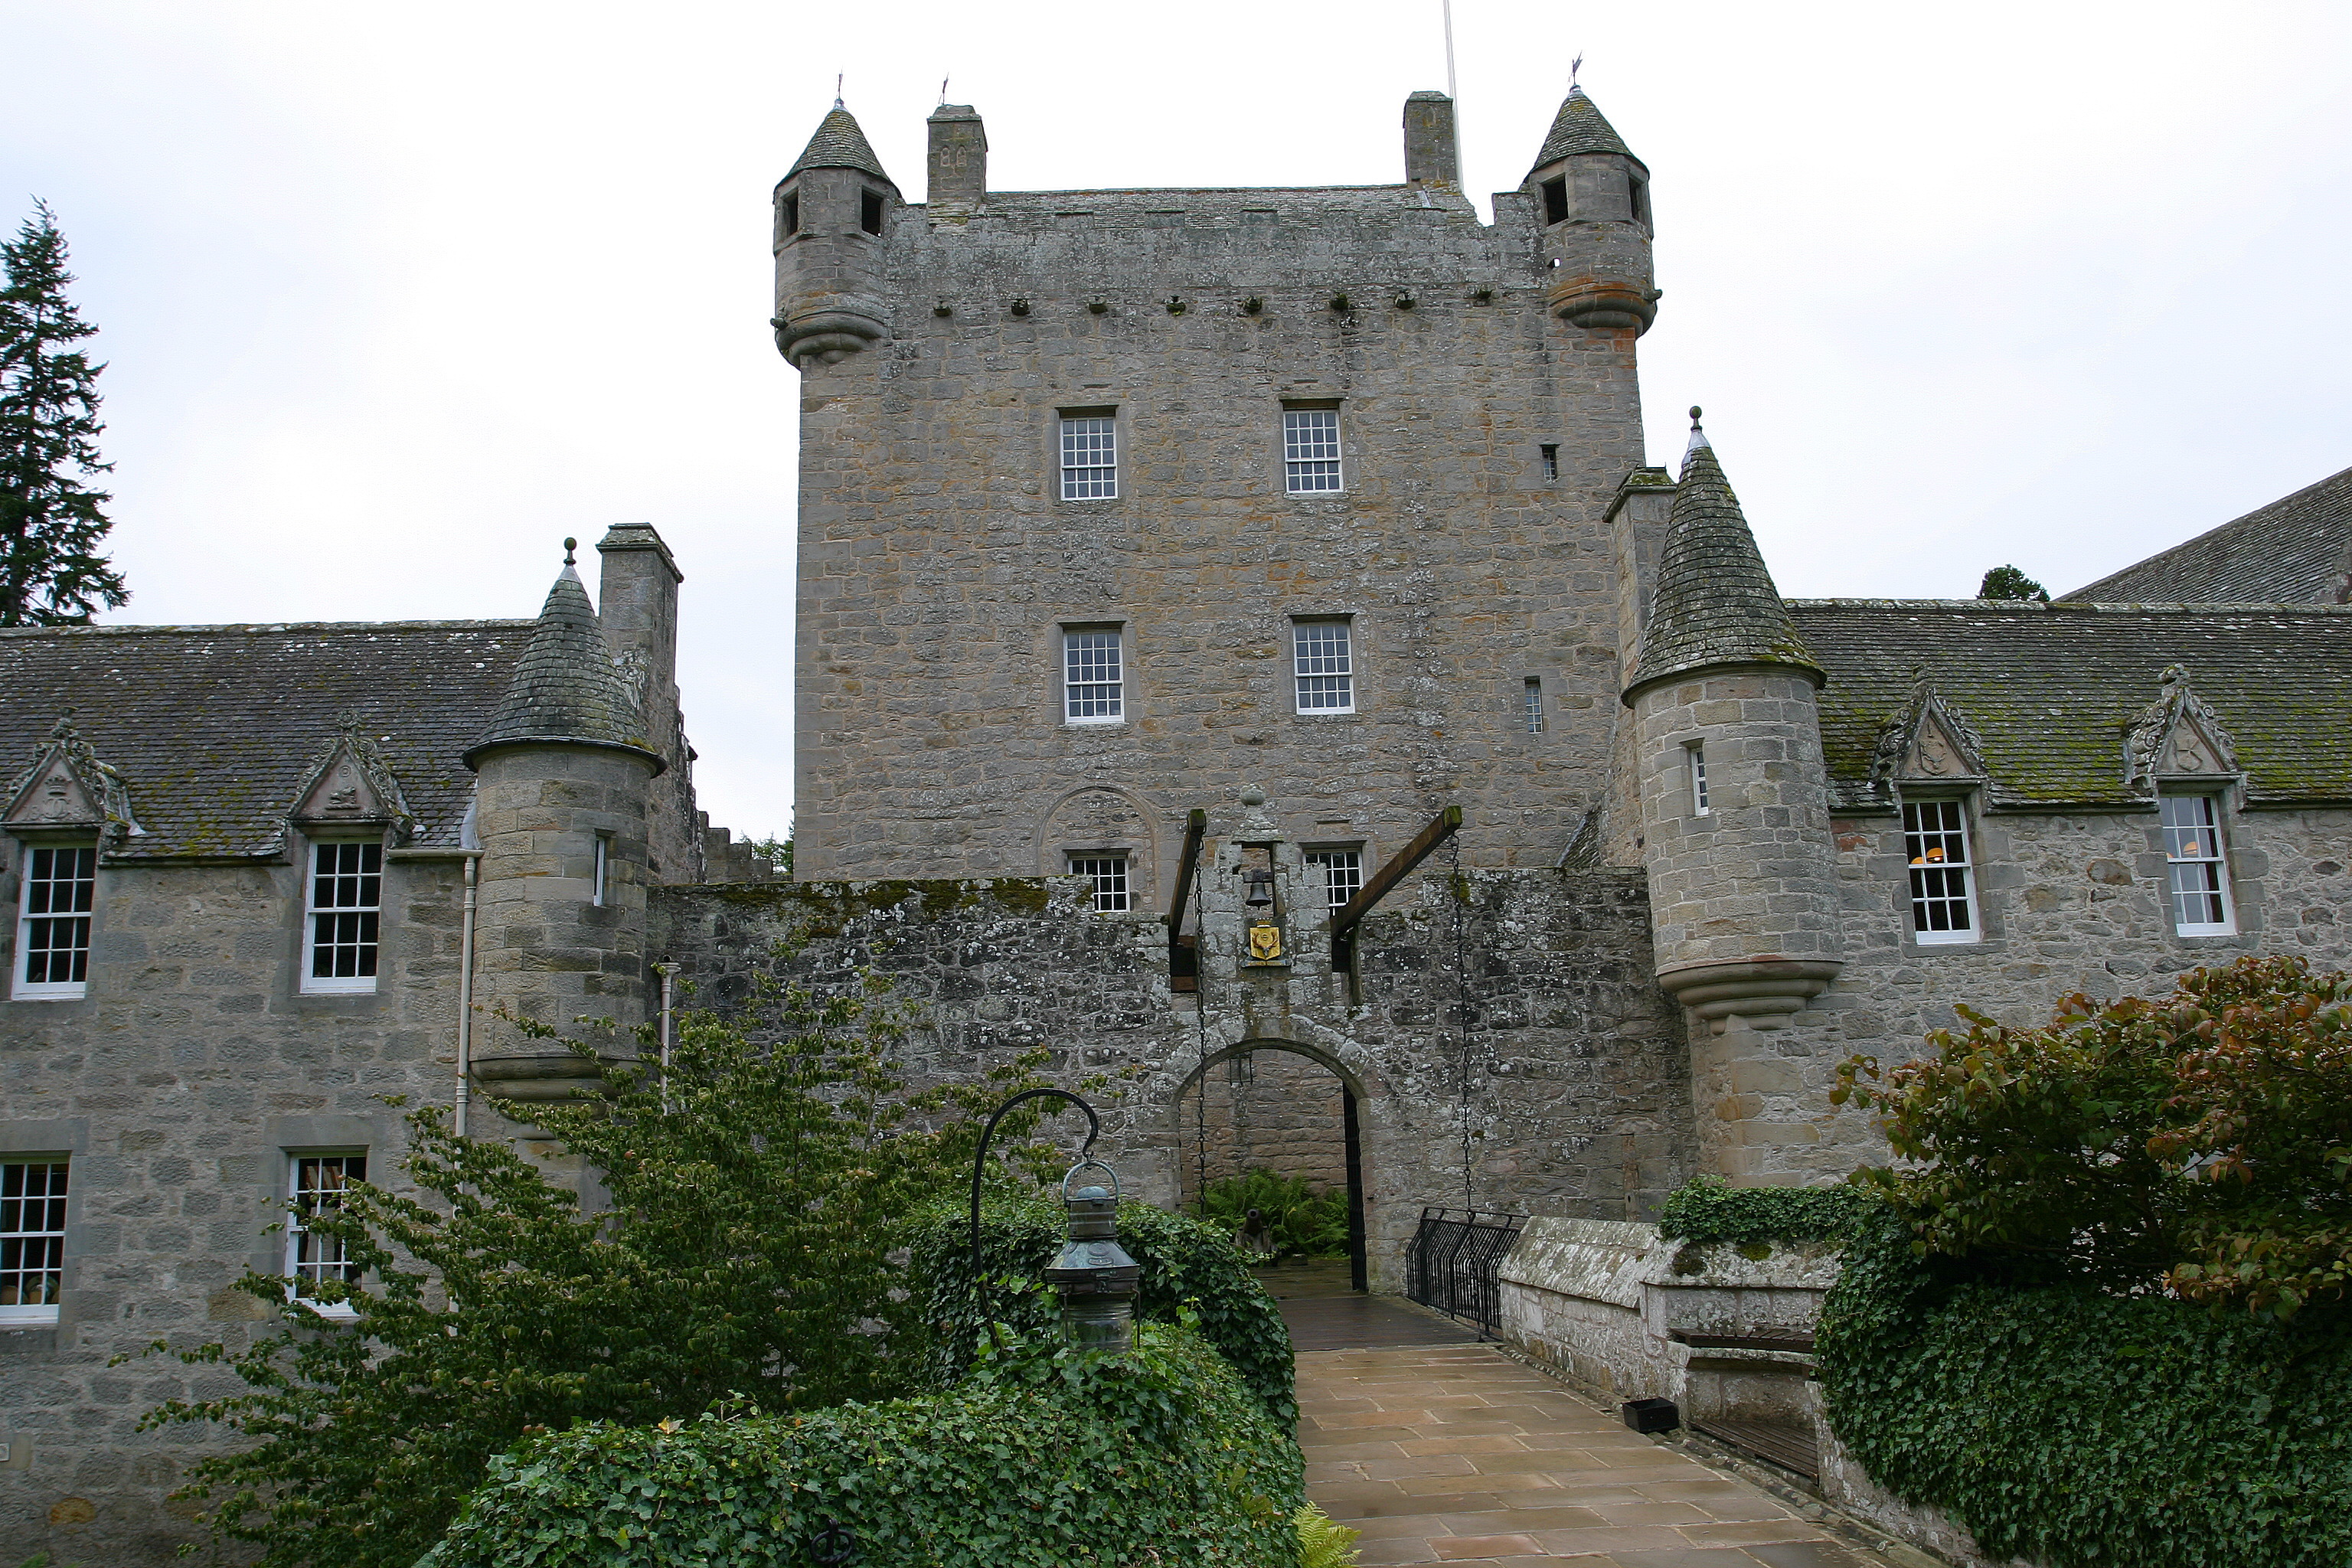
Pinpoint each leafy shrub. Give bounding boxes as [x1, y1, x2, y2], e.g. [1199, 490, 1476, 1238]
[1201, 1166, 1351, 1257]
[1834, 955, 2352, 1315]
[131, 988, 1070, 1568]
[1817, 1208, 2352, 1568]
[422, 1323, 1302, 1568]
[1654, 1174, 1868, 1250]
[910, 1197, 1296, 1426]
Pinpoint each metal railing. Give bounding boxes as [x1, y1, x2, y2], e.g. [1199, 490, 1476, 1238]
[1403, 1207, 1525, 1338]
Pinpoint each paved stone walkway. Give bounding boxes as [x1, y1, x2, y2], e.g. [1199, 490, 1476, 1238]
[1298, 1342, 1871, 1566]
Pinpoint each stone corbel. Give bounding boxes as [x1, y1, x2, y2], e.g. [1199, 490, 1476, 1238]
[1656, 958, 1843, 1034]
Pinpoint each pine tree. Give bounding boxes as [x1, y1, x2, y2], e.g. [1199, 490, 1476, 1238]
[0, 201, 127, 624]
[1976, 564, 2049, 602]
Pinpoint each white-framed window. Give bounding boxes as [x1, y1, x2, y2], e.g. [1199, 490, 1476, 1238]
[0, 1159, 67, 1325]
[2161, 795, 2236, 936]
[1063, 629, 1125, 723]
[1060, 416, 1117, 501]
[13, 842, 95, 1001]
[1293, 619, 1354, 714]
[287, 1153, 366, 1317]
[1305, 849, 1363, 910]
[1283, 408, 1343, 494]
[304, 841, 382, 995]
[1903, 799, 1978, 945]
[592, 834, 611, 907]
[1069, 855, 1129, 913]
[1686, 742, 1710, 817]
[1524, 678, 1545, 734]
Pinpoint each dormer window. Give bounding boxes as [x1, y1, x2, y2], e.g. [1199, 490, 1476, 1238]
[1540, 175, 1569, 225]
[2161, 795, 2236, 936]
[303, 841, 382, 995]
[1903, 800, 1978, 945]
[860, 189, 884, 235]
[12, 843, 95, 1001]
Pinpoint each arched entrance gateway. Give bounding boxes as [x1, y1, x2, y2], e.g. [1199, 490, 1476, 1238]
[1165, 1038, 1371, 1292]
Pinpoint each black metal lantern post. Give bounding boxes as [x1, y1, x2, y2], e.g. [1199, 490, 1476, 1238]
[1042, 1160, 1142, 1352]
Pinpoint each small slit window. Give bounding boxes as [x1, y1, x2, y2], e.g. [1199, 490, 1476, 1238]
[1687, 742, 1710, 816]
[780, 191, 800, 237]
[0, 1159, 67, 1324]
[1524, 678, 1544, 734]
[592, 834, 612, 908]
[859, 189, 884, 235]
[1540, 443, 1559, 482]
[2161, 795, 2236, 936]
[1904, 799, 1978, 945]
[1070, 855, 1129, 913]
[1628, 175, 1649, 224]
[1540, 175, 1569, 225]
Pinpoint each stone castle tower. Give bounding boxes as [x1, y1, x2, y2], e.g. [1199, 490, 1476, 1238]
[773, 87, 1666, 895]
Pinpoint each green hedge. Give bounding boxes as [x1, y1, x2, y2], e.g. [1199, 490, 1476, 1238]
[1817, 1210, 2352, 1568]
[422, 1324, 1302, 1568]
[1654, 1175, 1868, 1250]
[909, 1197, 1296, 1427]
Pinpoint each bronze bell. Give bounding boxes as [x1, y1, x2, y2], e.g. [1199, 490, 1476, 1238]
[1041, 1159, 1141, 1352]
[1242, 866, 1276, 909]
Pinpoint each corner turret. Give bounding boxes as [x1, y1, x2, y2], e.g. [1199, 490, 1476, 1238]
[772, 103, 901, 369]
[466, 542, 665, 1116]
[1525, 86, 1658, 334]
[1622, 414, 1841, 1178]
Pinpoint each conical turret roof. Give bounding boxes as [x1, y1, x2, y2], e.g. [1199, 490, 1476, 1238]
[465, 553, 664, 773]
[1624, 413, 1823, 701]
[786, 105, 896, 187]
[1528, 86, 1639, 175]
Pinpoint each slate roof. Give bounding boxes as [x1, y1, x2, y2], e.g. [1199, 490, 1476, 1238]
[466, 567, 661, 771]
[0, 620, 527, 859]
[786, 106, 896, 187]
[1625, 423, 1823, 699]
[1529, 87, 1640, 174]
[2067, 465, 2352, 604]
[1790, 599, 2352, 809]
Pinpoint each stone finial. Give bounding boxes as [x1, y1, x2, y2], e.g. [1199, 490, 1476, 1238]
[1234, 785, 1280, 840]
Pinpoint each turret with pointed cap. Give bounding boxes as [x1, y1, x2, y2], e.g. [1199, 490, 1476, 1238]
[1621, 412, 1844, 1179]
[1623, 411, 1823, 701]
[465, 541, 665, 1122]
[1525, 83, 1658, 333]
[773, 101, 899, 368]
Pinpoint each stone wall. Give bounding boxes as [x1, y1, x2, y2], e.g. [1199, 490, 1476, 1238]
[648, 864, 1693, 1279]
[786, 131, 1653, 886]
[0, 850, 472, 1564]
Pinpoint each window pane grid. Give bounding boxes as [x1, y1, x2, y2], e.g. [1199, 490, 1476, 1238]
[289, 1155, 366, 1298]
[1063, 631, 1124, 720]
[19, 844, 96, 989]
[1904, 800, 1976, 941]
[2162, 795, 2233, 932]
[1305, 851, 1362, 910]
[1060, 417, 1117, 500]
[1688, 743, 1710, 815]
[1524, 678, 1544, 734]
[1294, 622, 1354, 712]
[1, 1161, 67, 1311]
[1284, 410, 1342, 493]
[1069, 857, 1129, 913]
[308, 843, 381, 985]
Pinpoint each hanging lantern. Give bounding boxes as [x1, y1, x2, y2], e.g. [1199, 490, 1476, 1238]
[1042, 1158, 1142, 1353]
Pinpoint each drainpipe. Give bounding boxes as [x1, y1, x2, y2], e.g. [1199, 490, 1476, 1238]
[455, 850, 483, 1137]
[654, 962, 678, 1111]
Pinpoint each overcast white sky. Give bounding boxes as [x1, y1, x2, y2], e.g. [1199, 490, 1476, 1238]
[3, 2, 2347, 841]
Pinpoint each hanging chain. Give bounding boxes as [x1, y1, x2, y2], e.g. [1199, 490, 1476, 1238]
[1192, 839, 1211, 1213]
[1449, 828, 1473, 1211]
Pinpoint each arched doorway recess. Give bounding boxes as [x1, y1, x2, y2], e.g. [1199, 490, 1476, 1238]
[1168, 1037, 1371, 1292]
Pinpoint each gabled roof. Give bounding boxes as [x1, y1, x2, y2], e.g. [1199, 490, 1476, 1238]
[0, 620, 525, 858]
[1792, 599, 2352, 809]
[466, 565, 662, 772]
[1528, 86, 1639, 175]
[1625, 420, 1822, 700]
[2067, 465, 2352, 604]
[786, 106, 896, 187]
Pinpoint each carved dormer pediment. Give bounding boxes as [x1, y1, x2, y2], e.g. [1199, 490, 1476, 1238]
[290, 713, 415, 842]
[2127, 666, 2240, 790]
[5, 713, 141, 844]
[1870, 680, 1989, 795]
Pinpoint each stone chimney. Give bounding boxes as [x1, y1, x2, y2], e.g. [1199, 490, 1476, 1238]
[927, 103, 987, 210]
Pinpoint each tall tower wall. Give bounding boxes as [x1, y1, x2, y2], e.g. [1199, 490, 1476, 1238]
[782, 97, 1655, 893]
